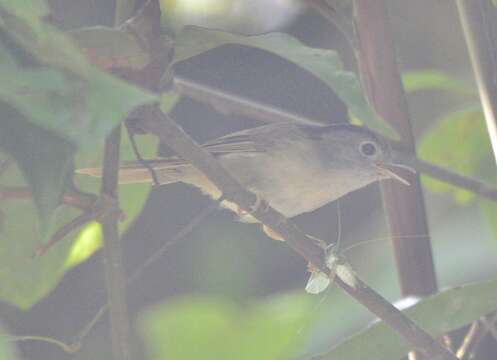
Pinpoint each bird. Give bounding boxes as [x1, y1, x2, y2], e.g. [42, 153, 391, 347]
[78, 122, 409, 237]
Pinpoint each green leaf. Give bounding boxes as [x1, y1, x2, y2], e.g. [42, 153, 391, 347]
[0, 157, 79, 309]
[402, 70, 474, 96]
[315, 277, 497, 360]
[418, 106, 494, 204]
[139, 294, 316, 360]
[0, 0, 89, 75]
[70, 26, 151, 70]
[0, 131, 157, 308]
[0, 40, 156, 147]
[0, 1, 157, 147]
[171, 27, 395, 138]
[0, 105, 74, 229]
[66, 132, 159, 269]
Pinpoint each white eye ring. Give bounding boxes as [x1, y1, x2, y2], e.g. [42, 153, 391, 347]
[359, 141, 378, 157]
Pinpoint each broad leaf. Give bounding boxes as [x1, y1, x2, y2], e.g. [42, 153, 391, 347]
[139, 294, 316, 360]
[0, 0, 89, 75]
[314, 277, 497, 360]
[171, 27, 395, 137]
[0, 155, 79, 309]
[0, 131, 157, 308]
[418, 106, 494, 204]
[0, 1, 157, 147]
[0, 105, 74, 229]
[0, 40, 156, 147]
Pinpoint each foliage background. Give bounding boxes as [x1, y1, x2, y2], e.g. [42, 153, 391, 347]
[1, 0, 497, 359]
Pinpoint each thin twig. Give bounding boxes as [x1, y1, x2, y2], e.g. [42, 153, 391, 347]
[481, 313, 497, 340]
[114, 0, 135, 26]
[100, 127, 131, 360]
[173, 76, 497, 204]
[464, 313, 497, 360]
[125, 125, 160, 186]
[174, 77, 322, 126]
[456, 0, 497, 164]
[0, 187, 97, 210]
[33, 211, 96, 257]
[410, 158, 497, 202]
[136, 105, 457, 360]
[71, 203, 217, 349]
[441, 334, 455, 355]
[4, 335, 80, 354]
[456, 321, 480, 359]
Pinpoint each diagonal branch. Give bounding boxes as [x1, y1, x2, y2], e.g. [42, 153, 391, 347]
[136, 105, 457, 360]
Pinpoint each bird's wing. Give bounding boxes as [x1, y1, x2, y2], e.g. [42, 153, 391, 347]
[201, 123, 300, 153]
[123, 123, 306, 169]
[122, 126, 276, 169]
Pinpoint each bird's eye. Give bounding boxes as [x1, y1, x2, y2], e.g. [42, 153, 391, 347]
[359, 141, 378, 157]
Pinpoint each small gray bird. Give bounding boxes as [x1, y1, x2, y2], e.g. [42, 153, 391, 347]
[78, 123, 408, 227]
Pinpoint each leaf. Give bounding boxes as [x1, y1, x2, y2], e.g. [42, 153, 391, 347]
[0, 40, 156, 147]
[70, 26, 151, 70]
[171, 27, 395, 138]
[0, 157, 79, 309]
[314, 277, 497, 360]
[0, 104, 74, 229]
[418, 106, 494, 204]
[66, 132, 159, 269]
[402, 70, 474, 96]
[0, 1, 157, 148]
[0, 0, 89, 75]
[138, 294, 316, 360]
[0, 131, 157, 308]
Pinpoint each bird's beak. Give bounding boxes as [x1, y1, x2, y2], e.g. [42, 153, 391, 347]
[375, 162, 415, 186]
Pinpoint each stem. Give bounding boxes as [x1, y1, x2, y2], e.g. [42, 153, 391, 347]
[353, 0, 437, 297]
[98, 1, 135, 358]
[456, 0, 497, 164]
[100, 127, 131, 360]
[333, 275, 457, 360]
[352, 2, 439, 358]
[136, 106, 457, 360]
[174, 77, 320, 126]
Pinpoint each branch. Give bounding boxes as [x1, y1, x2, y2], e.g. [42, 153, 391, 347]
[100, 127, 131, 360]
[0, 187, 98, 210]
[174, 77, 321, 126]
[410, 158, 497, 202]
[174, 76, 497, 203]
[353, 0, 437, 301]
[456, 0, 497, 164]
[71, 203, 218, 349]
[136, 105, 457, 360]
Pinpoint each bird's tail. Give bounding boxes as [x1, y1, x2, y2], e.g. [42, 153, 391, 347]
[76, 159, 188, 185]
